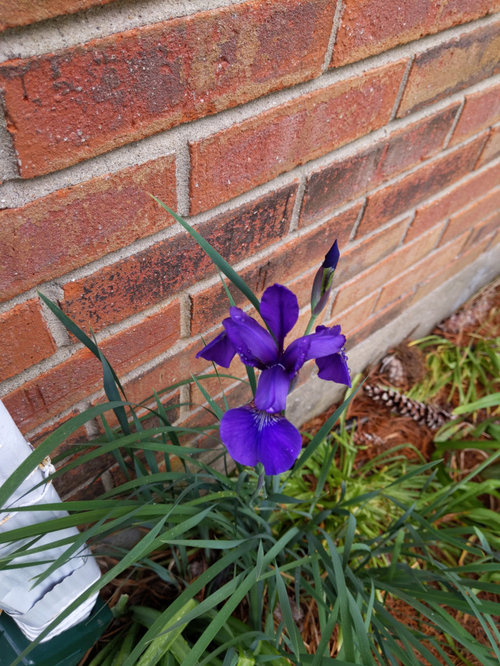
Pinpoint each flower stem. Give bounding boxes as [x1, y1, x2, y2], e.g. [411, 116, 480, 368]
[304, 314, 317, 336]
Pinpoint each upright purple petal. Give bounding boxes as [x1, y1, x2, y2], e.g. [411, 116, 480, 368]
[223, 307, 277, 368]
[255, 365, 290, 413]
[316, 350, 351, 387]
[220, 405, 302, 475]
[196, 331, 236, 368]
[303, 325, 345, 360]
[260, 284, 299, 349]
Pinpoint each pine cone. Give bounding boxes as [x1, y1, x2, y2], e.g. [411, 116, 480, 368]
[364, 384, 452, 430]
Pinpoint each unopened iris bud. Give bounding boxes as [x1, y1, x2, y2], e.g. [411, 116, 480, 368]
[310, 240, 339, 316]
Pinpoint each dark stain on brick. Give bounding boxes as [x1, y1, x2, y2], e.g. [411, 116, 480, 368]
[63, 184, 297, 330]
[300, 144, 385, 225]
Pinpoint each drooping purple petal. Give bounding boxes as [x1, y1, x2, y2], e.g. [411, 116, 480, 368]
[219, 405, 302, 475]
[260, 284, 299, 349]
[219, 406, 260, 467]
[316, 350, 351, 386]
[303, 325, 345, 360]
[196, 331, 236, 368]
[282, 336, 311, 376]
[257, 412, 302, 475]
[223, 307, 277, 368]
[255, 365, 290, 413]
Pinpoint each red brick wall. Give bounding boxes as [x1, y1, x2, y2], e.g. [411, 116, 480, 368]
[1, 0, 499, 444]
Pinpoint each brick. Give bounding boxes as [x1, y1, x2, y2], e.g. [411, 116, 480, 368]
[407, 160, 500, 242]
[328, 292, 379, 337]
[476, 124, 500, 168]
[63, 184, 297, 332]
[123, 340, 200, 410]
[190, 203, 362, 335]
[397, 21, 500, 117]
[439, 188, 500, 245]
[2, 299, 180, 432]
[299, 104, 459, 226]
[469, 210, 500, 245]
[331, 0, 498, 68]
[379, 104, 461, 180]
[340, 217, 408, 284]
[450, 82, 500, 146]
[0, 157, 176, 303]
[334, 223, 443, 312]
[347, 292, 414, 350]
[376, 233, 467, 310]
[189, 60, 407, 214]
[28, 409, 85, 448]
[0, 0, 336, 177]
[356, 135, 487, 237]
[0, 299, 56, 382]
[413, 232, 491, 303]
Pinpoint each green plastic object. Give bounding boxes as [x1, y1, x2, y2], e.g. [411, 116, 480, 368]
[0, 597, 112, 666]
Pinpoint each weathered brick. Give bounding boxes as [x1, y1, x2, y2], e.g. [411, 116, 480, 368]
[340, 218, 408, 285]
[63, 184, 297, 332]
[468, 210, 500, 246]
[0, 156, 176, 302]
[329, 292, 379, 336]
[190, 203, 362, 335]
[0, 299, 56, 382]
[413, 231, 491, 303]
[0, 0, 336, 177]
[397, 21, 500, 116]
[476, 124, 500, 167]
[299, 145, 384, 227]
[2, 299, 180, 432]
[439, 188, 500, 245]
[450, 82, 500, 146]
[334, 223, 443, 312]
[356, 135, 487, 237]
[331, 0, 499, 67]
[189, 60, 407, 214]
[299, 104, 459, 226]
[0, 0, 118, 31]
[28, 409, 85, 448]
[347, 292, 414, 350]
[406, 160, 500, 241]
[379, 104, 461, 179]
[376, 233, 467, 310]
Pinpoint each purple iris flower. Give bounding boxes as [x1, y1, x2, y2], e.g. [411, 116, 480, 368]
[197, 284, 349, 413]
[196, 283, 351, 475]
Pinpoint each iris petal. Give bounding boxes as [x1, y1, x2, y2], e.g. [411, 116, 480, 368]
[196, 331, 236, 368]
[219, 406, 259, 467]
[219, 405, 302, 475]
[303, 325, 345, 360]
[255, 365, 290, 413]
[260, 284, 299, 349]
[316, 350, 351, 386]
[223, 307, 277, 368]
[257, 413, 302, 475]
[282, 336, 311, 376]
